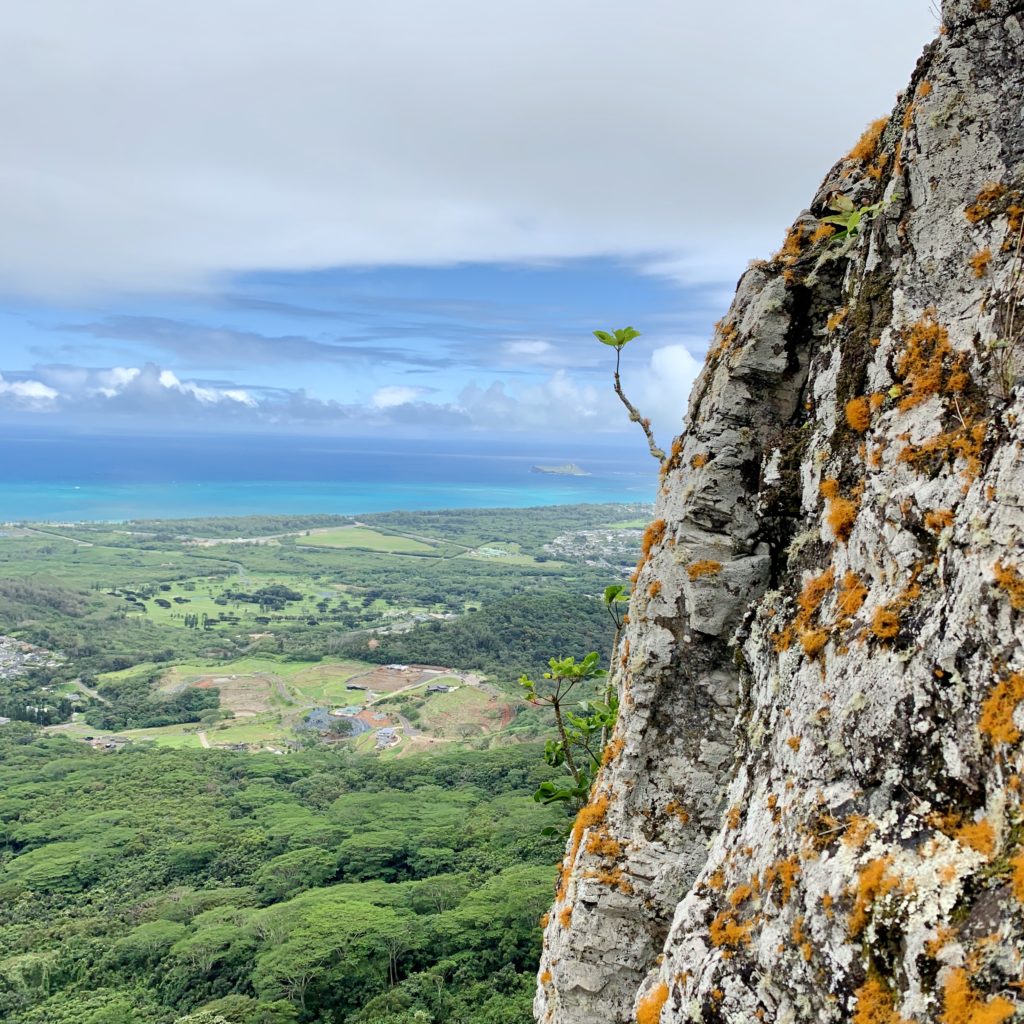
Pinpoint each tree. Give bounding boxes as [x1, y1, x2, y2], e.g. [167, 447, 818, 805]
[519, 653, 617, 810]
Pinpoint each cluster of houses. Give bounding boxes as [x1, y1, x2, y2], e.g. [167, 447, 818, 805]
[0, 635, 63, 682]
[542, 526, 647, 575]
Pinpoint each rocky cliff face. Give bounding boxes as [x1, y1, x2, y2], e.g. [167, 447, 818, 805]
[535, 2, 1024, 1021]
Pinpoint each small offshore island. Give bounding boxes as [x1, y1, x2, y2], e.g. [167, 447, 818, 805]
[530, 462, 590, 477]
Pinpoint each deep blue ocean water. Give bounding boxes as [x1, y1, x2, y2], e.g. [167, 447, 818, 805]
[0, 430, 658, 521]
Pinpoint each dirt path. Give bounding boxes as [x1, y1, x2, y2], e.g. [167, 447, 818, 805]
[198, 731, 211, 748]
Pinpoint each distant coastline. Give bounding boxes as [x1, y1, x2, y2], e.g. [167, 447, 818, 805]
[530, 462, 590, 477]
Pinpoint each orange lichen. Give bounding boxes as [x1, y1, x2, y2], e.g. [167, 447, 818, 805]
[853, 975, 912, 1024]
[636, 981, 670, 1024]
[729, 883, 754, 907]
[898, 422, 987, 483]
[867, 154, 890, 181]
[902, 102, 917, 132]
[709, 318, 741, 360]
[971, 248, 993, 278]
[602, 736, 625, 766]
[775, 565, 836, 653]
[871, 606, 901, 640]
[687, 560, 722, 581]
[811, 222, 838, 245]
[939, 967, 1015, 1024]
[661, 437, 684, 479]
[709, 909, 754, 948]
[827, 307, 849, 333]
[778, 856, 801, 904]
[798, 567, 835, 622]
[586, 865, 633, 893]
[648, 580, 662, 599]
[993, 562, 1024, 610]
[557, 793, 611, 901]
[775, 224, 808, 264]
[917, 80, 933, 98]
[691, 452, 709, 469]
[1011, 850, 1024, 902]
[965, 183, 1008, 224]
[827, 494, 860, 543]
[726, 805, 741, 829]
[954, 819, 996, 858]
[846, 396, 872, 432]
[665, 799, 690, 825]
[558, 904, 573, 928]
[540, 969, 553, 986]
[799, 628, 829, 660]
[925, 509, 955, 532]
[896, 313, 967, 411]
[849, 856, 899, 936]
[979, 673, 1024, 746]
[640, 519, 667, 560]
[763, 855, 801, 905]
[927, 926, 957, 958]
[837, 572, 869, 625]
[540, 913, 550, 928]
[587, 827, 624, 861]
[707, 868, 725, 891]
[847, 117, 889, 163]
[787, 736, 803, 751]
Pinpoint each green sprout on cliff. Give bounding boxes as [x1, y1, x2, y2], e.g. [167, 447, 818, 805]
[593, 327, 666, 462]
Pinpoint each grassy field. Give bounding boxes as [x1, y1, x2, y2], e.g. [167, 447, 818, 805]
[82, 654, 522, 754]
[9, 503, 648, 758]
[296, 527, 436, 553]
[462, 542, 555, 567]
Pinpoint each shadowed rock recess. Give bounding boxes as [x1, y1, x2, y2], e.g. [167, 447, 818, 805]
[535, 2, 1024, 1021]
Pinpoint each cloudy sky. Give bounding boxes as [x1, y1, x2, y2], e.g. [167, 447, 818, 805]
[0, 0, 935, 446]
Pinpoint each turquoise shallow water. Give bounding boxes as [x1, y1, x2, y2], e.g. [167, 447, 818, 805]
[0, 478, 652, 522]
[0, 431, 657, 521]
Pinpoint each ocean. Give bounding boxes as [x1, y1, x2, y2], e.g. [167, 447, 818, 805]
[0, 430, 658, 522]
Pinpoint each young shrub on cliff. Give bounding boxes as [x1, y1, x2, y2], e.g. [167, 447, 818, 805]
[593, 327, 666, 461]
[520, 652, 617, 815]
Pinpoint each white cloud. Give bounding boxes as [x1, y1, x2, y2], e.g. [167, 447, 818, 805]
[631, 343, 706, 440]
[0, 374, 59, 406]
[504, 340, 553, 358]
[156, 367, 256, 405]
[0, 1, 935, 297]
[0, 350, 700, 441]
[92, 365, 141, 396]
[371, 385, 427, 409]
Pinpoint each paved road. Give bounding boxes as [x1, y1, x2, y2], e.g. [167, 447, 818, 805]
[72, 678, 110, 704]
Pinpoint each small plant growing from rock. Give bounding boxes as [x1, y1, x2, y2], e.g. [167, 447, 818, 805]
[520, 653, 618, 814]
[593, 327, 666, 461]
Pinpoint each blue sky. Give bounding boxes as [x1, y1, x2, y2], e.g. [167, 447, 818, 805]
[0, 0, 936, 446]
[0, 259, 720, 448]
